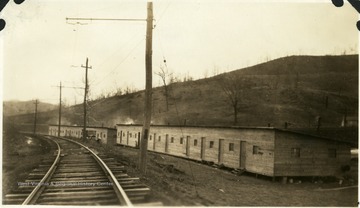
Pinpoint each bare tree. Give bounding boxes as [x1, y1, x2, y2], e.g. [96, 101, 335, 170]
[203, 68, 209, 79]
[124, 85, 138, 95]
[217, 73, 252, 125]
[114, 87, 123, 96]
[212, 64, 220, 76]
[155, 65, 172, 111]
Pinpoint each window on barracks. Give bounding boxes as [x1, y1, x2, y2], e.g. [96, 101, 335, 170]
[171, 137, 174, 143]
[291, 148, 301, 158]
[194, 139, 198, 146]
[149, 135, 152, 141]
[158, 136, 161, 142]
[253, 146, 259, 154]
[180, 137, 184, 144]
[328, 148, 337, 158]
[229, 143, 234, 151]
[123, 133, 125, 137]
[209, 141, 214, 148]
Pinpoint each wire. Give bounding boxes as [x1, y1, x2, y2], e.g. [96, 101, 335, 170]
[90, 36, 145, 87]
[153, 2, 173, 75]
[66, 21, 89, 25]
[154, 1, 171, 27]
[88, 32, 144, 87]
[66, 17, 146, 22]
[69, 17, 80, 65]
[166, 72, 199, 197]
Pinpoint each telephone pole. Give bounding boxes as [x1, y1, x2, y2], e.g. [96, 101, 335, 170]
[66, 3, 152, 173]
[52, 82, 83, 138]
[81, 58, 91, 139]
[58, 82, 62, 137]
[139, 2, 153, 174]
[33, 99, 38, 135]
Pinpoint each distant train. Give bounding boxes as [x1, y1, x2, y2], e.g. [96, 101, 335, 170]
[49, 124, 352, 179]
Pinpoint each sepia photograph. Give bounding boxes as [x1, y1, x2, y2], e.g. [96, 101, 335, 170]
[1, 0, 358, 206]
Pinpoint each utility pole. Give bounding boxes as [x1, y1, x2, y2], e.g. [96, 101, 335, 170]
[81, 58, 91, 139]
[139, 2, 153, 174]
[52, 83, 83, 138]
[58, 82, 62, 137]
[66, 3, 152, 173]
[33, 99, 38, 135]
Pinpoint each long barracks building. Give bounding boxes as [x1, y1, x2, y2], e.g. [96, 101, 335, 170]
[115, 124, 353, 178]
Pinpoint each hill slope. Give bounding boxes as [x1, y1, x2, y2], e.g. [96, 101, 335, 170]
[6, 55, 358, 130]
[3, 101, 57, 117]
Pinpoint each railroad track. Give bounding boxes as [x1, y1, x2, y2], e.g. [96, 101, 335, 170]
[4, 135, 159, 206]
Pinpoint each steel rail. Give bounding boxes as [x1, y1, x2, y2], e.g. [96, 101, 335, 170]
[22, 136, 61, 205]
[59, 137, 133, 206]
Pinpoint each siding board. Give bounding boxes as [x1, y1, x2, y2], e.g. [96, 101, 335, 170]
[274, 131, 351, 176]
[112, 125, 351, 177]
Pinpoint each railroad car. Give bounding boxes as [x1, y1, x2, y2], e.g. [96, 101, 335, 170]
[115, 124, 352, 178]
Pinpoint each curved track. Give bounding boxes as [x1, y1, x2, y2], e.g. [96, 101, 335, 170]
[5, 135, 155, 206]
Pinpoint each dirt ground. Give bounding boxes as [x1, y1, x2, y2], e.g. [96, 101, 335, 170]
[2, 132, 357, 206]
[83, 139, 358, 207]
[2, 132, 55, 201]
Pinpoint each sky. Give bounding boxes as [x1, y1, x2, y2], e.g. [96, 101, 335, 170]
[1, 0, 358, 105]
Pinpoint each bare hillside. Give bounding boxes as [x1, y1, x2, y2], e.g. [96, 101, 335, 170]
[6, 55, 358, 130]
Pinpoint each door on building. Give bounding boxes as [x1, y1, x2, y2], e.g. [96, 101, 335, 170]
[186, 136, 191, 156]
[201, 137, 206, 160]
[137, 132, 140, 148]
[119, 131, 122, 144]
[218, 139, 224, 164]
[165, 134, 169, 153]
[240, 141, 246, 169]
[153, 133, 156, 150]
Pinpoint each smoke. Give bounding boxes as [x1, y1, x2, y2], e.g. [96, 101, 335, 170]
[110, 116, 135, 125]
[124, 117, 135, 125]
[151, 117, 165, 125]
[47, 117, 72, 125]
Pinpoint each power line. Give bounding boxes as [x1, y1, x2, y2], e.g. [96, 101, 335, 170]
[66, 17, 147, 22]
[91, 33, 143, 71]
[88, 33, 145, 87]
[153, 1, 171, 27]
[65, 15, 147, 93]
[90, 37, 145, 87]
[62, 86, 84, 90]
